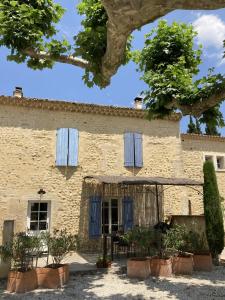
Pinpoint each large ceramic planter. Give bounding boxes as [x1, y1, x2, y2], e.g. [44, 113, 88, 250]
[36, 264, 69, 289]
[127, 257, 150, 279]
[173, 255, 193, 275]
[193, 253, 213, 271]
[150, 257, 172, 277]
[7, 269, 38, 293]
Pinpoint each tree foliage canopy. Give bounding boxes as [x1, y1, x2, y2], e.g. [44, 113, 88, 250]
[134, 20, 225, 130]
[1, 0, 225, 123]
[0, 0, 65, 68]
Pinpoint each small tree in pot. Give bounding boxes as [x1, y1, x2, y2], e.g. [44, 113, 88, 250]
[122, 227, 155, 279]
[188, 231, 213, 271]
[150, 228, 174, 277]
[164, 225, 194, 275]
[0, 232, 41, 293]
[37, 229, 79, 289]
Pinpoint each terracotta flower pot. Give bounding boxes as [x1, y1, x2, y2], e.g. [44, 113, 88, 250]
[172, 255, 193, 275]
[7, 269, 38, 293]
[36, 264, 69, 289]
[127, 257, 150, 279]
[150, 257, 172, 277]
[193, 253, 213, 271]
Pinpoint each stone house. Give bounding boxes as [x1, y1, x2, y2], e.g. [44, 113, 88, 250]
[0, 89, 224, 266]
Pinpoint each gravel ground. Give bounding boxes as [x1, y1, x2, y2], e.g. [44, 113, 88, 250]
[1, 265, 225, 300]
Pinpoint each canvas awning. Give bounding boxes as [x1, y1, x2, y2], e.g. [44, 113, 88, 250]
[84, 175, 203, 186]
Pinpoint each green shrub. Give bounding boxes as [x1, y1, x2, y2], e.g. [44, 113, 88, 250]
[187, 231, 209, 254]
[43, 229, 79, 267]
[0, 232, 41, 272]
[122, 227, 156, 256]
[163, 225, 188, 255]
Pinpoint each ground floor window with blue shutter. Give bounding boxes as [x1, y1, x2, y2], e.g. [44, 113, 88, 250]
[124, 132, 143, 168]
[89, 197, 122, 236]
[123, 197, 133, 231]
[56, 128, 79, 167]
[89, 197, 133, 238]
[89, 196, 102, 239]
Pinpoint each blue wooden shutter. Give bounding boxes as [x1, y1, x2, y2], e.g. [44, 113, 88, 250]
[89, 196, 101, 239]
[68, 128, 79, 167]
[56, 128, 68, 166]
[124, 132, 135, 167]
[123, 197, 133, 231]
[134, 132, 143, 167]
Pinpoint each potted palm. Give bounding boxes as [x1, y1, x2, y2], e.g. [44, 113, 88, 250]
[188, 231, 212, 271]
[122, 227, 155, 279]
[36, 229, 78, 289]
[0, 232, 41, 293]
[165, 225, 194, 275]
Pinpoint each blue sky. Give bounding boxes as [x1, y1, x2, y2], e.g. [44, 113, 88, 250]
[1, 1, 225, 134]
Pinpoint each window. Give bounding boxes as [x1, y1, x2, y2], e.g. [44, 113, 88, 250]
[124, 132, 143, 167]
[89, 196, 133, 238]
[28, 202, 50, 232]
[56, 128, 79, 167]
[205, 155, 213, 162]
[102, 199, 119, 234]
[204, 154, 225, 171]
[217, 156, 225, 170]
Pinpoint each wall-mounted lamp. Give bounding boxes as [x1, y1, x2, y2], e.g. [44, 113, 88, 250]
[37, 189, 46, 200]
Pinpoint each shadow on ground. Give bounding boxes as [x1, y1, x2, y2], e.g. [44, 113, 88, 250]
[1, 266, 225, 299]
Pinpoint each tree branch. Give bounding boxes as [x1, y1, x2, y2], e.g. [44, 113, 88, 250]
[171, 0, 225, 10]
[23, 48, 90, 69]
[180, 88, 225, 117]
[20, 0, 225, 88]
[100, 0, 225, 86]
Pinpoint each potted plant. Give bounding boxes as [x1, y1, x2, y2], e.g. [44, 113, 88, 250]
[0, 232, 41, 293]
[150, 229, 173, 277]
[188, 231, 212, 271]
[96, 256, 112, 268]
[36, 229, 78, 289]
[122, 227, 155, 279]
[165, 225, 194, 275]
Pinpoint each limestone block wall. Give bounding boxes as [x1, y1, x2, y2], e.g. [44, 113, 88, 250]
[0, 102, 197, 247]
[181, 134, 225, 215]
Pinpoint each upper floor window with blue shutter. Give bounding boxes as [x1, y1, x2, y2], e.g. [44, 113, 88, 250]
[124, 132, 143, 167]
[56, 128, 79, 167]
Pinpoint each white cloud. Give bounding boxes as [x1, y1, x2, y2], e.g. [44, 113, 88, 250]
[193, 14, 225, 66]
[193, 14, 225, 49]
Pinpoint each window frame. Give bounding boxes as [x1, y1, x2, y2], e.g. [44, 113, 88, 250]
[101, 198, 121, 234]
[204, 153, 225, 172]
[216, 156, 225, 170]
[27, 201, 51, 233]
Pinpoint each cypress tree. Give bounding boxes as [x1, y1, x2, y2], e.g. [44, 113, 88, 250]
[195, 118, 202, 134]
[203, 160, 224, 263]
[187, 116, 197, 134]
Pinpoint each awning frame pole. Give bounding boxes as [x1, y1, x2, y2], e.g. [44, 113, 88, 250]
[102, 182, 107, 263]
[155, 184, 160, 222]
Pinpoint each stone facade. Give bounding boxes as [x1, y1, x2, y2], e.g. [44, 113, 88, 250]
[181, 133, 225, 214]
[1, 96, 224, 258]
[0, 96, 191, 243]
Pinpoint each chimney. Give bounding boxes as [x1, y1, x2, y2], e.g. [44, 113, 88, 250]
[13, 87, 23, 98]
[134, 96, 143, 110]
